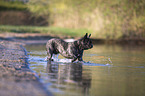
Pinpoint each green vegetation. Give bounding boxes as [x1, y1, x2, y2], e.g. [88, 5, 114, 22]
[0, 0, 27, 11]
[27, 0, 145, 39]
[0, 25, 90, 37]
[0, 0, 145, 40]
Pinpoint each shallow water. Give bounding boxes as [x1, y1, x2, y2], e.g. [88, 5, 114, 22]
[25, 44, 145, 96]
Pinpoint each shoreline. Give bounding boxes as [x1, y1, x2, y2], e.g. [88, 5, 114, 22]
[0, 33, 145, 45]
[0, 40, 53, 96]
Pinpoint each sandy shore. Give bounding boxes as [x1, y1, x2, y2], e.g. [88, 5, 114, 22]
[0, 41, 53, 96]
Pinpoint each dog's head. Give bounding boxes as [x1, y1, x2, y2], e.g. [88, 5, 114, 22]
[80, 33, 93, 50]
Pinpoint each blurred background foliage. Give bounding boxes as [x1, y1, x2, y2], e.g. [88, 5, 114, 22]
[27, 0, 145, 39]
[0, 0, 27, 11]
[0, 0, 145, 39]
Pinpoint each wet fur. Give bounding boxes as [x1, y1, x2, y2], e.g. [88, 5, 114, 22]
[46, 33, 93, 62]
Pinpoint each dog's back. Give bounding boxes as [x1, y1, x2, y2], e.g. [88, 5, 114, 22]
[46, 38, 74, 58]
[46, 38, 67, 53]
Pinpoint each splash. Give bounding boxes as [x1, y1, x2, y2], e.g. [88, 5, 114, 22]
[45, 54, 72, 63]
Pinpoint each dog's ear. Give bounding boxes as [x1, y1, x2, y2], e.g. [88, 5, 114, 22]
[84, 33, 88, 39]
[88, 34, 91, 38]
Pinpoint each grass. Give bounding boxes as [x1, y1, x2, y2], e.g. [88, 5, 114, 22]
[0, 25, 91, 38]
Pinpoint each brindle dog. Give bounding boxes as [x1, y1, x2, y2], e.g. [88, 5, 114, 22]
[46, 33, 93, 62]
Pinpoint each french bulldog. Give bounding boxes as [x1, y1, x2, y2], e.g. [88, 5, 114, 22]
[46, 33, 93, 62]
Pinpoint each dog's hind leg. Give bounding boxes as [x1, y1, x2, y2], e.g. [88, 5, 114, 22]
[47, 50, 53, 61]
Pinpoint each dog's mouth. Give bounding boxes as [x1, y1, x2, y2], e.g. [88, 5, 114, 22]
[84, 44, 93, 50]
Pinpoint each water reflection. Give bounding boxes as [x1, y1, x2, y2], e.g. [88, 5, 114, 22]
[46, 61, 91, 96]
[25, 44, 145, 96]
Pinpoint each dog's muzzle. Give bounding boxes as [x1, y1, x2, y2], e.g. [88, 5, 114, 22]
[90, 44, 93, 48]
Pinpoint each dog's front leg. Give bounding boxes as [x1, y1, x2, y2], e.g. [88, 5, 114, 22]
[78, 57, 83, 61]
[71, 56, 77, 62]
[78, 50, 83, 61]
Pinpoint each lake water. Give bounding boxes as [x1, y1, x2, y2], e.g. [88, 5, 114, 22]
[25, 44, 145, 96]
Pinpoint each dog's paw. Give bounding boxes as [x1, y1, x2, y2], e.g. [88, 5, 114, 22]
[77, 61, 85, 63]
[47, 58, 54, 61]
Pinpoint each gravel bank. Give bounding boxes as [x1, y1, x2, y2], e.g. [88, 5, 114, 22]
[0, 41, 52, 96]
